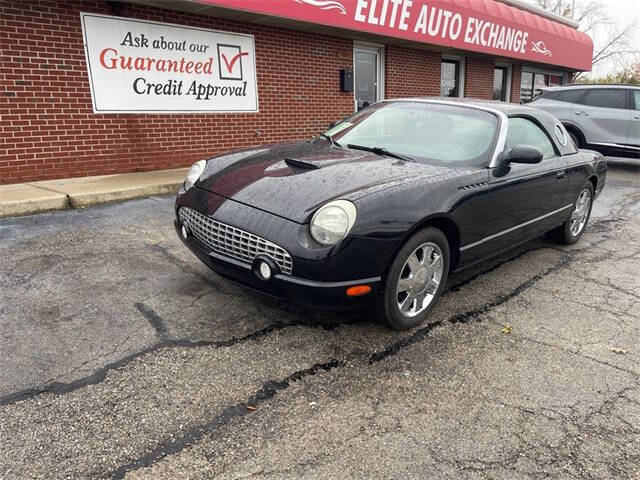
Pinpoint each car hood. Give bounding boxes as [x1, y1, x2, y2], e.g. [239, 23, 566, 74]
[197, 140, 454, 223]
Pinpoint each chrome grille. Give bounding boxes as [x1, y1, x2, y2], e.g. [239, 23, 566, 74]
[178, 207, 293, 275]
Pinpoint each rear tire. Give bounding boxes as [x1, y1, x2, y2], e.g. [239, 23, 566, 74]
[549, 182, 594, 245]
[377, 228, 450, 330]
[568, 130, 581, 149]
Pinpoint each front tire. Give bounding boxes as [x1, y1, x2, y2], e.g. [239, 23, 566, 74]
[378, 228, 450, 330]
[549, 182, 594, 245]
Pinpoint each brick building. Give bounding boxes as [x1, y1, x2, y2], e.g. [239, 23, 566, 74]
[0, 0, 593, 184]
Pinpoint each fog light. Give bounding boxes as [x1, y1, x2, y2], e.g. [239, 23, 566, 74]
[181, 224, 189, 238]
[258, 260, 272, 280]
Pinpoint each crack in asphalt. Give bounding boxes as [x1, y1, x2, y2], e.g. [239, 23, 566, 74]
[108, 358, 344, 480]
[446, 244, 543, 293]
[0, 211, 632, 478]
[106, 251, 585, 477]
[533, 283, 638, 322]
[0, 218, 622, 408]
[451, 383, 640, 479]
[512, 334, 640, 379]
[369, 254, 572, 364]
[0, 315, 355, 407]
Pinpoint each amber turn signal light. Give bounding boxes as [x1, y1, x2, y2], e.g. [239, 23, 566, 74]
[346, 285, 371, 297]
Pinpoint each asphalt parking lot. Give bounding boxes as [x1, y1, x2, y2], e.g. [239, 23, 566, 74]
[1, 164, 639, 479]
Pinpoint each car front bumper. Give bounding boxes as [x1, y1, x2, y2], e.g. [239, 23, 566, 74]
[175, 220, 381, 310]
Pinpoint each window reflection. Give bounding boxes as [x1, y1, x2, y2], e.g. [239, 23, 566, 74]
[441, 60, 460, 97]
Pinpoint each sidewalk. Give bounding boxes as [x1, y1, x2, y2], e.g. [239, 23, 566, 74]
[0, 168, 188, 218]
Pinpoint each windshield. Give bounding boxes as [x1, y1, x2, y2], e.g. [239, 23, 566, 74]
[325, 101, 499, 167]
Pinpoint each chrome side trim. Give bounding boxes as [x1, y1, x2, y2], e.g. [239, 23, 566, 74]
[275, 275, 382, 288]
[459, 204, 573, 252]
[590, 142, 640, 152]
[490, 167, 564, 183]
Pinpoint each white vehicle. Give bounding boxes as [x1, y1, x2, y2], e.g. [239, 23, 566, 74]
[530, 84, 640, 159]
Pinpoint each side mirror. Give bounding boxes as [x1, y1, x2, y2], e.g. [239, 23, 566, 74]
[502, 145, 543, 165]
[328, 121, 338, 129]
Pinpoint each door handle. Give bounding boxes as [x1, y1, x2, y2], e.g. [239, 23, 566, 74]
[557, 170, 566, 179]
[633, 115, 640, 120]
[575, 111, 590, 117]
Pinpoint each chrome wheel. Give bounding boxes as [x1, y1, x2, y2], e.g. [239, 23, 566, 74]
[570, 188, 591, 236]
[396, 242, 444, 318]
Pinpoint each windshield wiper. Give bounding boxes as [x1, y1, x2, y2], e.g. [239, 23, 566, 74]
[346, 144, 414, 162]
[319, 133, 342, 147]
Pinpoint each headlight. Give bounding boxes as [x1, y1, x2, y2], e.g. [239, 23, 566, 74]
[184, 160, 206, 191]
[310, 200, 357, 246]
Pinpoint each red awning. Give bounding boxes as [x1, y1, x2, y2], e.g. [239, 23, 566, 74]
[195, 0, 593, 71]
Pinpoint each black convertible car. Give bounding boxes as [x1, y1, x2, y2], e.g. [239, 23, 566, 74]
[175, 99, 606, 330]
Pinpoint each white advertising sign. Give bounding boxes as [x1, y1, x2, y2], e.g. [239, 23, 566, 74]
[80, 13, 258, 113]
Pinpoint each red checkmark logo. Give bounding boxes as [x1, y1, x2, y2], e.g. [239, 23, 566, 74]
[221, 51, 248, 73]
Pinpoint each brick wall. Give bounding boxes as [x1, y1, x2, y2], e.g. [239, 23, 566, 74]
[385, 45, 440, 98]
[464, 57, 494, 100]
[510, 64, 522, 103]
[0, 0, 354, 184]
[0, 1, 560, 184]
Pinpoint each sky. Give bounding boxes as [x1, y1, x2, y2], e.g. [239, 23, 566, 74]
[587, 0, 640, 76]
[526, 0, 640, 76]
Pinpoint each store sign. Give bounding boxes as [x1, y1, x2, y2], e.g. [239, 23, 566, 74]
[199, 0, 592, 71]
[80, 13, 258, 113]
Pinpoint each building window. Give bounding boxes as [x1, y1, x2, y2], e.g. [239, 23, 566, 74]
[441, 59, 461, 97]
[354, 45, 383, 111]
[521, 71, 564, 103]
[520, 71, 534, 102]
[493, 66, 508, 101]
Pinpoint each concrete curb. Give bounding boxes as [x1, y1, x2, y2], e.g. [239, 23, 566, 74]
[0, 168, 188, 218]
[63, 182, 184, 209]
[0, 184, 70, 218]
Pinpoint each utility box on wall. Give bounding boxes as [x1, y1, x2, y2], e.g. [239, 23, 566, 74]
[340, 68, 353, 92]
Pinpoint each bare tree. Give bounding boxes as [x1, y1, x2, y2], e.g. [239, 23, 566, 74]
[577, 58, 640, 84]
[531, 0, 638, 73]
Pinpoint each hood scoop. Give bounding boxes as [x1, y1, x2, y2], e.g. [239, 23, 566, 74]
[284, 158, 319, 170]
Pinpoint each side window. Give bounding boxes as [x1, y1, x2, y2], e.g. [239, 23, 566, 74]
[505, 117, 557, 159]
[555, 89, 585, 104]
[581, 89, 627, 110]
[633, 90, 640, 110]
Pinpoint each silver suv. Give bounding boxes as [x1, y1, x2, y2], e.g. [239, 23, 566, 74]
[530, 84, 640, 159]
